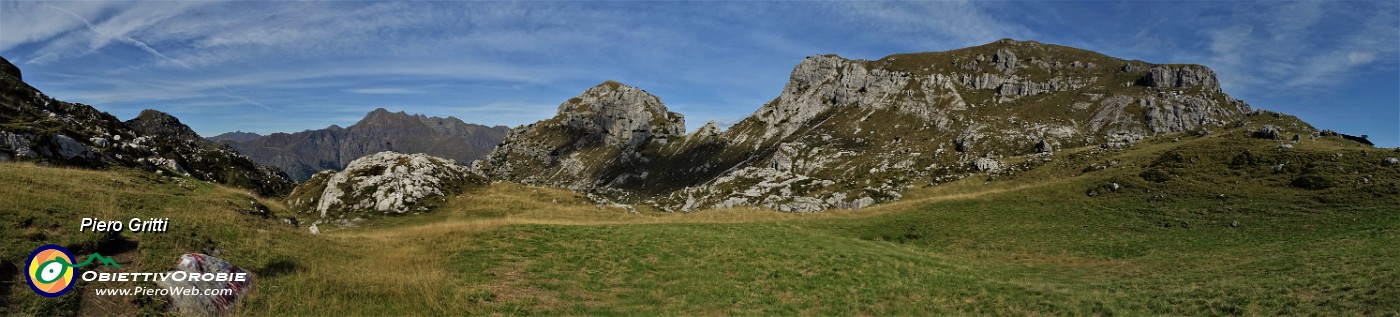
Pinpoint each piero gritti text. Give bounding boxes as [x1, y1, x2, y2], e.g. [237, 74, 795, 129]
[80, 217, 171, 233]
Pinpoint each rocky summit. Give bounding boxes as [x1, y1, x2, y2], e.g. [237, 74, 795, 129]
[0, 57, 294, 196]
[216, 108, 508, 182]
[478, 81, 686, 191]
[479, 39, 1256, 212]
[286, 151, 485, 226]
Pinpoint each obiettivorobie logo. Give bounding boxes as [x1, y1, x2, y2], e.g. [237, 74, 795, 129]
[25, 244, 120, 297]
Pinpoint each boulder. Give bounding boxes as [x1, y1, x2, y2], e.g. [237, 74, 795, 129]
[156, 253, 252, 316]
[973, 157, 1001, 172]
[1253, 125, 1282, 139]
[1384, 157, 1399, 166]
[0, 131, 35, 158]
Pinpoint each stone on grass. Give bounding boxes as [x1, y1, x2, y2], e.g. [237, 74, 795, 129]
[156, 253, 252, 316]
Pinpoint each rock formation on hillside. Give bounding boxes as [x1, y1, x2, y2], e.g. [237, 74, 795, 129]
[215, 109, 508, 182]
[0, 57, 294, 196]
[479, 39, 1259, 212]
[478, 81, 687, 191]
[285, 151, 484, 224]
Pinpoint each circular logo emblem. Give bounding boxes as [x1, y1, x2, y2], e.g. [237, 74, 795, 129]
[26, 244, 76, 298]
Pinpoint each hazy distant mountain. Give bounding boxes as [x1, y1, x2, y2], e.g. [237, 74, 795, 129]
[218, 108, 508, 182]
[207, 131, 263, 143]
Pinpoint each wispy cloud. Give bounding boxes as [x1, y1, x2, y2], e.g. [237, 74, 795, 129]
[1193, 2, 1399, 95]
[347, 87, 420, 95]
[825, 1, 1036, 48]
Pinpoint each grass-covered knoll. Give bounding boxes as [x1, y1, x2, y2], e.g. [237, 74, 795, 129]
[2, 121, 1397, 315]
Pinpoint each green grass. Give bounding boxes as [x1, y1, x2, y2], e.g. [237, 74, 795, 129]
[2, 123, 1398, 316]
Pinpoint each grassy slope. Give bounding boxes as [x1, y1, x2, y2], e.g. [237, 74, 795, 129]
[2, 121, 1398, 316]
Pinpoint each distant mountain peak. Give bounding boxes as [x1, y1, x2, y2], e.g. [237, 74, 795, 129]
[207, 131, 264, 143]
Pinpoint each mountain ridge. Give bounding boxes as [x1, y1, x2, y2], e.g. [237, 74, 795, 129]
[476, 38, 1284, 212]
[217, 108, 509, 182]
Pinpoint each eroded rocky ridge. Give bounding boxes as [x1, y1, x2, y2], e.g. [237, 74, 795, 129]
[479, 39, 1255, 212]
[0, 57, 294, 196]
[216, 109, 508, 182]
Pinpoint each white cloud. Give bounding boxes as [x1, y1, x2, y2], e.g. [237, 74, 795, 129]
[1347, 52, 1377, 66]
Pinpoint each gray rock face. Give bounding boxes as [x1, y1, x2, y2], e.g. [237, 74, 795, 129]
[992, 48, 1018, 72]
[479, 81, 686, 190]
[51, 134, 93, 160]
[288, 151, 482, 220]
[155, 253, 252, 316]
[746, 54, 965, 143]
[558, 81, 685, 147]
[1139, 65, 1221, 91]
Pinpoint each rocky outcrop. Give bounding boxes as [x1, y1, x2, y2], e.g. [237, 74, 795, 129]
[556, 81, 685, 147]
[1254, 125, 1283, 139]
[286, 152, 484, 224]
[218, 109, 508, 182]
[478, 81, 686, 190]
[1138, 65, 1220, 91]
[0, 57, 294, 196]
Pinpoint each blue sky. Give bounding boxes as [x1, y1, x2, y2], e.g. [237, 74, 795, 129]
[1, 1, 1397, 146]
